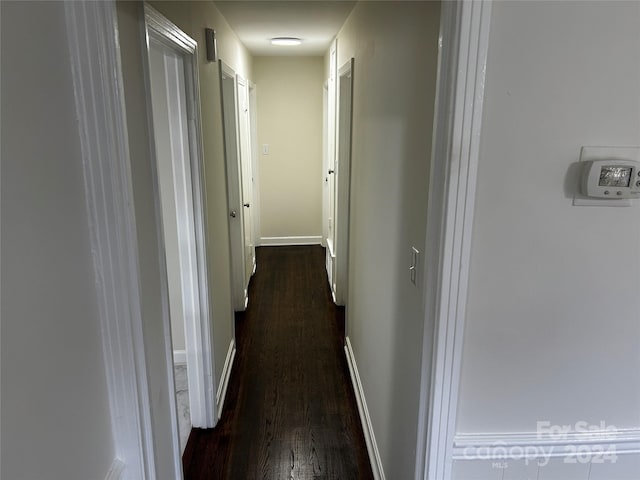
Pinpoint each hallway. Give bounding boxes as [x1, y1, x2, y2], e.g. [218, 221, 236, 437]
[183, 246, 373, 479]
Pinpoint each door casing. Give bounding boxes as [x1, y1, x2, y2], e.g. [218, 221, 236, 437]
[142, 3, 217, 434]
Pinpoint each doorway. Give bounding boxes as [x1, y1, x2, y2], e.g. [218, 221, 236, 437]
[143, 4, 217, 457]
[327, 57, 354, 307]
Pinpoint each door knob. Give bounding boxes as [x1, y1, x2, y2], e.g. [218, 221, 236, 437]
[243, 203, 250, 208]
[230, 210, 237, 218]
[328, 169, 335, 174]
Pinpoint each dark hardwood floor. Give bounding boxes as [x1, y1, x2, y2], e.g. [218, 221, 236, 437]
[182, 245, 374, 480]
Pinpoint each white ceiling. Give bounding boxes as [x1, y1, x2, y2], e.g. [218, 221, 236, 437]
[214, 1, 357, 56]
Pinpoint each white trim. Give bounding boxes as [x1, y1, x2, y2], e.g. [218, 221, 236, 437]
[259, 236, 323, 246]
[65, 2, 156, 479]
[138, 6, 184, 478]
[104, 458, 125, 480]
[416, 2, 493, 480]
[173, 350, 187, 366]
[216, 339, 237, 419]
[142, 3, 217, 431]
[452, 429, 640, 459]
[345, 337, 385, 480]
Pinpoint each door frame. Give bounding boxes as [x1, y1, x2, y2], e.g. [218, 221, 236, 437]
[325, 40, 338, 297]
[142, 2, 217, 433]
[64, 1, 158, 477]
[334, 58, 355, 307]
[219, 61, 249, 311]
[415, 1, 492, 479]
[141, 4, 217, 431]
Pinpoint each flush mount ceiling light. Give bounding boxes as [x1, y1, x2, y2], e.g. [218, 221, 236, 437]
[270, 37, 302, 46]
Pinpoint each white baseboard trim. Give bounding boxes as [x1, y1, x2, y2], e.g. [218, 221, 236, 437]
[104, 458, 125, 480]
[259, 236, 322, 246]
[453, 429, 640, 460]
[173, 349, 186, 366]
[345, 337, 385, 480]
[216, 339, 236, 419]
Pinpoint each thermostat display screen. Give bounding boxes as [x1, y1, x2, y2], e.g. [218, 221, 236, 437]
[598, 166, 632, 187]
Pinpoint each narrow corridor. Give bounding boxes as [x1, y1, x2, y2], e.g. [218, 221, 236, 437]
[183, 246, 373, 479]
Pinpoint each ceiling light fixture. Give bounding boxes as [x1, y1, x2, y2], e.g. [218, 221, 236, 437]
[271, 37, 302, 46]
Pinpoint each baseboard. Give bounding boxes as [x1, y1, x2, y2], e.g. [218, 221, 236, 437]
[216, 339, 236, 419]
[259, 235, 322, 246]
[344, 337, 385, 480]
[104, 458, 124, 480]
[173, 349, 186, 365]
[453, 429, 640, 460]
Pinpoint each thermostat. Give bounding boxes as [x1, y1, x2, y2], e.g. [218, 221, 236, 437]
[574, 146, 640, 206]
[581, 159, 640, 199]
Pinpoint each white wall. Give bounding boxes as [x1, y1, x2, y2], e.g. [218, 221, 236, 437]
[453, 1, 640, 479]
[254, 56, 324, 242]
[1, 2, 115, 479]
[335, 2, 440, 478]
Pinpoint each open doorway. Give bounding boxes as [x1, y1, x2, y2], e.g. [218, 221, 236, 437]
[147, 39, 194, 452]
[332, 58, 355, 308]
[143, 4, 217, 459]
[325, 41, 338, 301]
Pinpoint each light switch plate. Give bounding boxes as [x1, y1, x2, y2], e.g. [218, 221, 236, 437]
[262, 144, 269, 155]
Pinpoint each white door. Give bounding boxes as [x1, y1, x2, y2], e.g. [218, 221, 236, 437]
[220, 62, 251, 311]
[325, 41, 338, 300]
[322, 81, 329, 249]
[237, 75, 256, 282]
[333, 58, 355, 306]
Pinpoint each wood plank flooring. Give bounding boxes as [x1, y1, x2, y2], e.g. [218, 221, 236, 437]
[182, 245, 374, 480]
